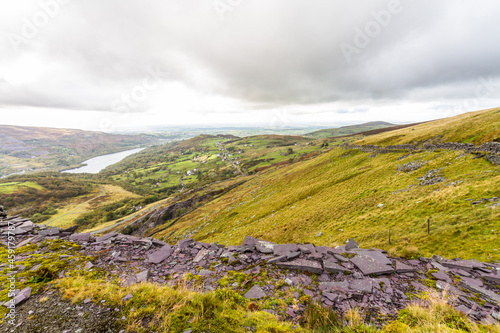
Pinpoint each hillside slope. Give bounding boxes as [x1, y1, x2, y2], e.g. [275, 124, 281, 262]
[305, 121, 395, 139]
[149, 108, 500, 262]
[0, 125, 156, 177]
[356, 107, 500, 146]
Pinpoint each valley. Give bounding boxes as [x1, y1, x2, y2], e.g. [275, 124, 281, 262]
[1, 107, 499, 331]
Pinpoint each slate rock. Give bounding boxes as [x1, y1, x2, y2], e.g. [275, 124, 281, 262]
[482, 274, 500, 284]
[395, 261, 416, 273]
[255, 240, 275, 254]
[432, 271, 452, 283]
[122, 294, 133, 302]
[319, 281, 349, 291]
[442, 259, 485, 271]
[276, 259, 323, 274]
[287, 251, 301, 260]
[350, 279, 373, 293]
[436, 280, 452, 291]
[39, 227, 59, 236]
[177, 238, 194, 249]
[136, 270, 150, 283]
[267, 256, 287, 264]
[84, 262, 94, 270]
[70, 233, 91, 242]
[193, 249, 208, 263]
[323, 260, 348, 273]
[298, 244, 315, 254]
[242, 236, 259, 246]
[273, 244, 299, 256]
[148, 244, 172, 264]
[243, 285, 266, 299]
[350, 254, 394, 276]
[460, 280, 500, 305]
[3, 287, 31, 307]
[95, 232, 118, 243]
[322, 292, 338, 302]
[345, 238, 359, 251]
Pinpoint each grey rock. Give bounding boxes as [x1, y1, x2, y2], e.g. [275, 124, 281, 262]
[395, 261, 416, 273]
[273, 244, 299, 256]
[297, 244, 315, 254]
[345, 238, 359, 251]
[350, 279, 373, 293]
[323, 260, 348, 273]
[267, 256, 287, 264]
[122, 294, 133, 302]
[483, 274, 500, 284]
[177, 238, 194, 249]
[319, 281, 349, 291]
[276, 259, 323, 274]
[3, 287, 31, 307]
[460, 280, 500, 305]
[436, 280, 452, 291]
[70, 233, 91, 242]
[136, 270, 150, 283]
[39, 227, 59, 236]
[193, 249, 208, 263]
[243, 285, 266, 299]
[241, 235, 258, 246]
[255, 240, 275, 254]
[287, 251, 301, 260]
[84, 262, 94, 270]
[148, 244, 172, 264]
[432, 271, 452, 283]
[350, 254, 394, 276]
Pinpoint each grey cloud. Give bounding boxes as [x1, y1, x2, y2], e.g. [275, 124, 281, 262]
[0, 0, 499, 113]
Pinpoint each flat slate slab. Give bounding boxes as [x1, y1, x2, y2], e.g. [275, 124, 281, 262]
[395, 261, 416, 273]
[350, 279, 373, 293]
[273, 244, 299, 256]
[319, 281, 349, 292]
[276, 259, 323, 274]
[482, 274, 500, 284]
[244, 285, 266, 299]
[460, 280, 500, 306]
[147, 244, 172, 264]
[3, 287, 31, 307]
[323, 260, 348, 273]
[255, 240, 275, 254]
[70, 233, 91, 242]
[136, 270, 150, 283]
[350, 255, 394, 276]
[442, 259, 485, 271]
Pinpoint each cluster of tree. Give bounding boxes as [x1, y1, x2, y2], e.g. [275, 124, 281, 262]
[1, 174, 93, 219]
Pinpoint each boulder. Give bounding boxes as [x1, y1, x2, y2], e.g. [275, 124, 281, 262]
[345, 239, 359, 251]
[70, 233, 91, 242]
[148, 244, 172, 264]
[243, 285, 266, 299]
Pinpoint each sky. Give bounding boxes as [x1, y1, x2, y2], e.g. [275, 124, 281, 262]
[0, 0, 500, 132]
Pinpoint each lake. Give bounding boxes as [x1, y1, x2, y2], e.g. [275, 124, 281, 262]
[62, 148, 145, 174]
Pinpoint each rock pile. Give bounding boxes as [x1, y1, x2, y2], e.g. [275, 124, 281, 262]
[3, 217, 500, 326]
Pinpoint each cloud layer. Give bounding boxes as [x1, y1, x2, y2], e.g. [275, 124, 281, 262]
[0, 0, 499, 129]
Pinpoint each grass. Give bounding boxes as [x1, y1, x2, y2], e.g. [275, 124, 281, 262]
[53, 273, 500, 332]
[154, 143, 500, 261]
[43, 184, 139, 229]
[356, 107, 500, 146]
[0, 181, 45, 194]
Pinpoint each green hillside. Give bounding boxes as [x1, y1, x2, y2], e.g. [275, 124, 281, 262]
[305, 121, 395, 139]
[357, 107, 500, 146]
[149, 108, 500, 262]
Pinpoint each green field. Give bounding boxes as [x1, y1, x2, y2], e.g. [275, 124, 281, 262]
[0, 181, 45, 194]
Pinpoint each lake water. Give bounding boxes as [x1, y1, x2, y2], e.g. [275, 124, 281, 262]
[62, 148, 145, 174]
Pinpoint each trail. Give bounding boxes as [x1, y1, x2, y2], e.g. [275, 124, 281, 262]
[45, 186, 105, 226]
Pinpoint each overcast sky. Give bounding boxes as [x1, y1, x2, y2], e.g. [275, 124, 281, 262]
[1, 0, 499, 132]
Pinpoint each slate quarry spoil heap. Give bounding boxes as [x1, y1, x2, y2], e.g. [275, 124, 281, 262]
[2, 216, 500, 327]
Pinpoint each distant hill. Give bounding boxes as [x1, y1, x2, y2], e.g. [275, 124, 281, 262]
[304, 121, 395, 139]
[0, 125, 157, 177]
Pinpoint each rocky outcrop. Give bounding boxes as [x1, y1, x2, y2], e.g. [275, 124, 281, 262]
[3, 215, 500, 326]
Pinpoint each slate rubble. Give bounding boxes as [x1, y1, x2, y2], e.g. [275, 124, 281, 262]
[2, 216, 500, 326]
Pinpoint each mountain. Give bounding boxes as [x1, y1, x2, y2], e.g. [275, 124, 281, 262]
[0, 125, 158, 177]
[117, 107, 500, 262]
[304, 121, 396, 139]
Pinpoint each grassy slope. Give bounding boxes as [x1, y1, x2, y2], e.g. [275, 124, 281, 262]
[305, 122, 395, 139]
[356, 107, 500, 145]
[153, 109, 500, 262]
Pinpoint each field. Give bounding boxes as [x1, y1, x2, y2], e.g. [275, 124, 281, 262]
[305, 121, 395, 139]
[0, 181, 44, 194]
